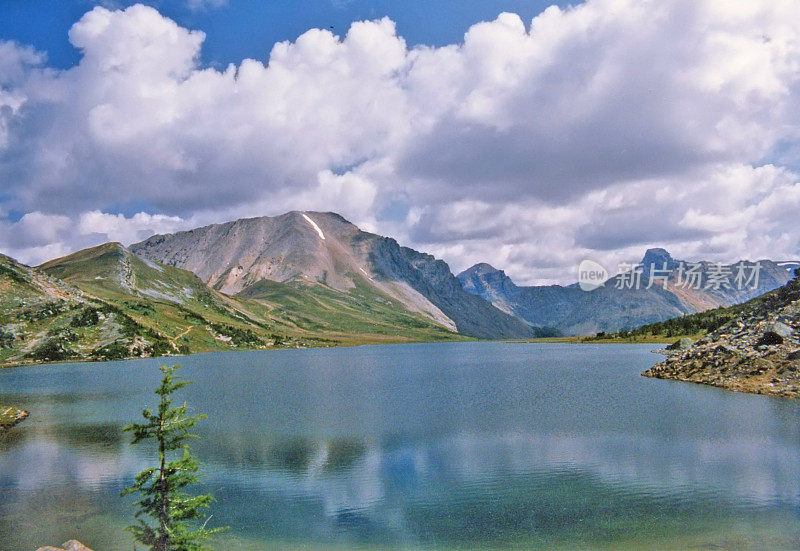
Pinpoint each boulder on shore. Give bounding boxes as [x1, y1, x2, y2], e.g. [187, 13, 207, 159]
[36, 540, 93, 551]
[666, 337, 694, 351]
[757, 322, 794, 346]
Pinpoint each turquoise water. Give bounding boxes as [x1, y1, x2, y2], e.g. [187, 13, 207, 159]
[1, 342, 800, 550]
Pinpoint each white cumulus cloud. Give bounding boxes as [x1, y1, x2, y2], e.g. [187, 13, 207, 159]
[0, 1, 799, 283]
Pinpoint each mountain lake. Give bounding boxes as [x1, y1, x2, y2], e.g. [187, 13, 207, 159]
[1, 342, 799, 550]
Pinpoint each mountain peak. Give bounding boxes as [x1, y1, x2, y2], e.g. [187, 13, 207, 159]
[39, 241, 127, 271]
[641, 248, 674, 267]
[459, 263, 501, 277]
[457, 262, 520, 309]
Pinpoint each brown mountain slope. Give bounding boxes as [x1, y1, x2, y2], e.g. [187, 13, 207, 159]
[131, 211, 539, 339]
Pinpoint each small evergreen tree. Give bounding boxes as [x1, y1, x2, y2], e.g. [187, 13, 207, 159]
[122, 364, 225, 550]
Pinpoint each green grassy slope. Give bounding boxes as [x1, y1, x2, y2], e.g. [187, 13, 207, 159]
[2, 248, 213, 367]
[37, 242, 288, 354]
[237, 276, 465, 343]
[1, 243, 461, 368]
[0, 252, 95, 366]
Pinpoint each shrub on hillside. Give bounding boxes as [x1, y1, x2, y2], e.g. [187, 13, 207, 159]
[0, 263, 28, 284]
[19, 301, 72, 322]
[91, 340, 130, 361]
[0, 329, 14, 348]
[70, 306, 100, 327]
[209, 322, 262, 347]
[27, 337, 76, 362]
[47, 326, 78, 342]
[148, 339, 173, 357]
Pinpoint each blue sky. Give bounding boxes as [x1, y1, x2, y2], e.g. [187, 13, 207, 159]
[2, 0, 569, 69]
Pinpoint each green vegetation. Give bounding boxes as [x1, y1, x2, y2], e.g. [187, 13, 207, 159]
[0, 263, 28, 284]
[206, 322, 263, 347]
[18, 300, 75, 322]
[528, 334, 686, 344]
[70, 306, 100, 327]
[239, 277, 463, 343]
[0, 329, 13, 348]
[1, 243, 464, 368]
[91, 340, 130, 361]
[586, 308, 737, 341]
[27, 336, 77, 362]
[122, 364, 225, 550]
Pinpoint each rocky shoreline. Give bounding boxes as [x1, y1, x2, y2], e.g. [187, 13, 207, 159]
[0, 406, 29, 435]
[644, 274, 800, 398]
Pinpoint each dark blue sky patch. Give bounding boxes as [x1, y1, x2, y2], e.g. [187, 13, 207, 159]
[1, 0, 570, 70]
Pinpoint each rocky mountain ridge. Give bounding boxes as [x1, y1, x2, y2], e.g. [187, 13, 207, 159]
[458, 249, 799, 335]
[131, 211, 538, 339]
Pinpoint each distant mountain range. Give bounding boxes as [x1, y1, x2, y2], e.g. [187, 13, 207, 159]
[458, 248, 800, 335]
[2, 211, 798, 367]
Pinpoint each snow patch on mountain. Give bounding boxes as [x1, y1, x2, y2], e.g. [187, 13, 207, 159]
[302, 213, 325, 240]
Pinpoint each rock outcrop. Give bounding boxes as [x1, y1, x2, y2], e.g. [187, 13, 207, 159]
[36, 540, 93, 551]
[666, 337, 694, 351]
[0, 406, 29, 435]
[643, 273, 800, 398]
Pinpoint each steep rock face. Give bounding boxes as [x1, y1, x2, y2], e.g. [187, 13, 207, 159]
[5, 240, 462, 368]
[364, 238, 536, 339]
[458, 249, 799, 335]
[457, 263, 520, 315]
[3, 233, 477, 369]
[644, 274, 800, 398]
[132, 212, 536, 338]
[132, 212, 455, 329]
[457, 261, 688, 335]
[640, 248, 679, 272]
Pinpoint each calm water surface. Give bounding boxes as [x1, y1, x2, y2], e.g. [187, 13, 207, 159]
[1, 342, 800, 550]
